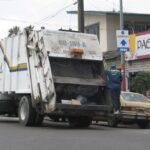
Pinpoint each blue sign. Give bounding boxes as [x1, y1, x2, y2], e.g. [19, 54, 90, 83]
[120, 40, 127, 46]
[116, 30, 129, 52]
[117, 47, 129, 52]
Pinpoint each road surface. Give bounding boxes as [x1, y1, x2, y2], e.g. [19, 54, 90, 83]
[0, 117, 150, 150]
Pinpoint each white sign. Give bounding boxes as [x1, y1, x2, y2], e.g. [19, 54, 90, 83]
[126, 31, 150, 61]
[44, 31, 103, 60]
[116, 30, 129, 52]
[136, 33, 150, 59]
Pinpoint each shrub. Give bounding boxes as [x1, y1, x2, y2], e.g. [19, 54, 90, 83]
[132, 71, 150, 95]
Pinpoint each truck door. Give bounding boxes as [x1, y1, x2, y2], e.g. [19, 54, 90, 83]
[25, 30, 56, 113]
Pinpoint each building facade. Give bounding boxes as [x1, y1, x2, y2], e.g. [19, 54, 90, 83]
[82, 11, 150, 52]
[126, 31, 150, 94]
[83, 11, 150, 91]
[68, 11, 150, 52]
[68, 11, 150, 93]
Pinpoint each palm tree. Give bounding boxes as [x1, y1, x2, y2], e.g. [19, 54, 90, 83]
[8, 26, 20, 37]
[24, 25, 34, 31]
[24, 25, 34, 37]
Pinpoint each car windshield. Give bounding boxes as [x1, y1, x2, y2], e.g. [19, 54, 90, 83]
[121, 93, 150, 103]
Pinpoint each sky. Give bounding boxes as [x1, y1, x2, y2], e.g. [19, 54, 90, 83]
[0, 0, 150, 38]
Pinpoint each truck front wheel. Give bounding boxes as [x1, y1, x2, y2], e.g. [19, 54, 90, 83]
[18, 96, 37, 126]
[34, 113, 44, 126]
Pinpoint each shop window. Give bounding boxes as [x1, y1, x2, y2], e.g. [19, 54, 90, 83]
[124, 22, 150, 34]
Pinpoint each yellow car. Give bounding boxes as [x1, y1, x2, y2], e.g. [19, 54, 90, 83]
[108, 91, 150, 128]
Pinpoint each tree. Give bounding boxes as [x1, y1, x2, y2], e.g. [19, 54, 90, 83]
[8, 26, 20, 37]
[132, 71, 150, 95]
[24, 25, 34, 31]
[24, 25, 34, 37]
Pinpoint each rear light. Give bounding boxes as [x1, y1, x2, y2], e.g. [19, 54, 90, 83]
[121, 106, 136, 111]
[70, 48, 84, 54]
[70, 48, 84, 58]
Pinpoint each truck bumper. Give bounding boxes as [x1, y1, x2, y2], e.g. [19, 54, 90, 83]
[50, 104, 112, 117]
[115, 113, 150, 122]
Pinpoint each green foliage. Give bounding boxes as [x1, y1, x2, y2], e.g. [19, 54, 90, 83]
[132, 71, 150, 95]
[8, 26, 20, 37]
[24, 25, 34, 31]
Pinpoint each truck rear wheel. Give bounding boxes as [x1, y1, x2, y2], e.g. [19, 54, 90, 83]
[137, 121, 149, 129]
[18, 96, 38, 126]
[108, 117, 118, 127]
[69, 117, 92, 128]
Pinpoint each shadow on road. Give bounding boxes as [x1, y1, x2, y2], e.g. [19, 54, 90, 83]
[0, 117, 19, 124]
[41, 119, 111, 131]
[1, 117, 149, 130]
[0, 116, 110, 130]
[94, 121, 150, 130]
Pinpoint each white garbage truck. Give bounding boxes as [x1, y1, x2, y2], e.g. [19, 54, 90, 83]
[0, 28, 112, 127]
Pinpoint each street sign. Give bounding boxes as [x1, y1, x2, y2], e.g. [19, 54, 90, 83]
[116, 30, 129, 52]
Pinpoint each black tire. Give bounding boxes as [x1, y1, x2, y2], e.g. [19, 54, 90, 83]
[50, 116, 60, 122]
[69, 117, 92, 128]
[18, 96, 37, 126]
[108, 117, 118, 127]
[137, 121, 149, 129]
[61, 117, 67, 122]
[34, 114, 44, 126]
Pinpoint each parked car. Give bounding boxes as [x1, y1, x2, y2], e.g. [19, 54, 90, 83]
[108, 91, 150, 128]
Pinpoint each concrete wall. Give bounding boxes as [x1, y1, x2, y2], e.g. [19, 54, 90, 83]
[106, 15, 150, 52]
[126, 59, 150, 73]
[84, 14, 107, 52]
[85, 14, 150, 52]
[106, 16, 120, 52]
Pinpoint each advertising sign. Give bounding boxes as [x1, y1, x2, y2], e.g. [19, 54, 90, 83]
[136, 32, 150, 59]
[126, 31, 150, 60]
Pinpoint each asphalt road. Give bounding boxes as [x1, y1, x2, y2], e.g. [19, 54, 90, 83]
[0, 117, 150, 150]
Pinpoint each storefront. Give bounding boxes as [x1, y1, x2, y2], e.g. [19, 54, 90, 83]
[126, 31, 150, 92]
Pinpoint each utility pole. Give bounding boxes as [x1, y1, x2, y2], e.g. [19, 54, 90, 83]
[78, 0, 84, 33]
[120, 0, 126, 91]
[120, 0, 124, 30]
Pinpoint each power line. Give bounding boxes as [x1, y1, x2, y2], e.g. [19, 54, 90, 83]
[36, 1, 77, 25]
[106, 0, 119, 8]
[106, 0, 130, 12]
[0, 0, 14, 1]
[69, 3, 74, 29]
[35, 1, 77, 27]
[0, 17, 35, 24]
[88, 0, 113, 10]
[0, 1, 77, 26]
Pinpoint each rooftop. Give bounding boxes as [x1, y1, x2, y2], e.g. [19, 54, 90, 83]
[68, 10, 150, 17]
[103, 50, 120, 60]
